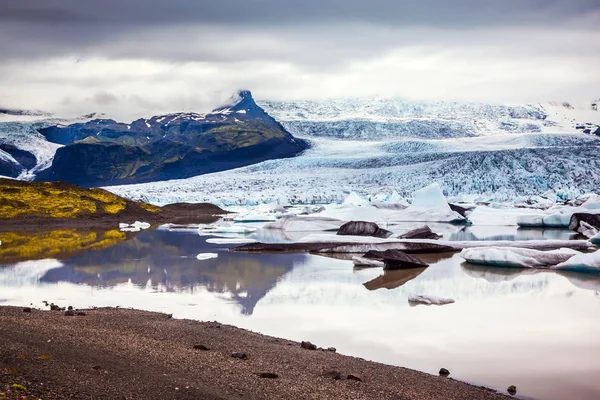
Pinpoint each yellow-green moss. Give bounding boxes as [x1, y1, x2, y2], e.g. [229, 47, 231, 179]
[0, 180, 155, 219]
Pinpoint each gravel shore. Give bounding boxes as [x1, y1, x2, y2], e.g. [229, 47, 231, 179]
[0, 306, 510, 400]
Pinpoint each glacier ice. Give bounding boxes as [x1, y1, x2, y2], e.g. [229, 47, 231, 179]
[264, 216, 345, 232]
[196, 253, 218, 261]
[387, 183, 467, 223]
[460, 247, 580, 269]
[408, 294, 455, 306]
[352, 256, 385, 268]
[555, 250, 600, 273]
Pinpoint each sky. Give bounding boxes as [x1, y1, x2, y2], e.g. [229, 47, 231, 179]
[0, 0, 599, 119]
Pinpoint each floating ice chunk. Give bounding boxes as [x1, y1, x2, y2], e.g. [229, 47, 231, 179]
[591, 232, 600, 245]
[555, 250, 600, 273]
[201, 225, 257, 234]
[542, 213, 573, 227]
[582, 195, 600, 210]
[264, 216, 345, 232]
[120, 227, 141, 232]
[460, 247, 580, 268]
[120, 221, 151, 231]
[387, 183, 467, 223]
[516, 215, 545, 227]
[233, 214, 277, 223]
[410, 183, 449, 210]
[408, 294, 455, 306]
[206, 238, 258, 244]
[343, 192, 369, 207]
[196, 253, 218, 260]
[352, 256, 385, 268]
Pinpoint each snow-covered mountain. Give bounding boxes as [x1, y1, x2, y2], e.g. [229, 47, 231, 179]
[106, 97, 600, 205]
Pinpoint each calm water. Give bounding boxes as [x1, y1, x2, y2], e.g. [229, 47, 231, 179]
[1, 226, 599, 400]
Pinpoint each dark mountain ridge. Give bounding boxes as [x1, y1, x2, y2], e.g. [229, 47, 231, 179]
[36, 90, 309, 186]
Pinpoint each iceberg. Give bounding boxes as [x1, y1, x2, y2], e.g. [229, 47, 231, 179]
[205, 238, 258, 244]
[352, 256, 385, 268]
[555, 250, 600, 273]
[343, 192, 370, 207]
[196, 253, 218, 260]
[582, 195, 600, 210]
[387, 183, 467, 223]
[460, 247, 580, 268]
[119, 221, 151, 231]
[408, 294, 455, 306]
[264, 216, 345, 232]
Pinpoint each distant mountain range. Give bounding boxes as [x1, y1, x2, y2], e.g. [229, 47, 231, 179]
[29, 91, 308, 186]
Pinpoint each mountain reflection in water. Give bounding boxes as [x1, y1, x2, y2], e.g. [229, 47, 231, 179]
[38, 229, 307, 315]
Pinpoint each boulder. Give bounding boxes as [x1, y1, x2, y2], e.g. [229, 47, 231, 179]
[337, 221, 392, 238]
[394, 225, 441, 240]
[569, 213, 600, 238]
[363, 249, 429, 270]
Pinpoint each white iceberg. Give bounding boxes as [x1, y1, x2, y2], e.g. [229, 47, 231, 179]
[555, 250, 600, 273]
[408, 294, 455, 306]
[582, 195, 600, 210]
[352, 256, 385, 268]
[387, 183, 467, 223]
[196, 253, 218, 260]
[205, 238, 258, 244]
[343, 192, 370, 207]
[460, 247, 580, 268]
[264, 216, 345, 232]
[119, 221, 151, 231]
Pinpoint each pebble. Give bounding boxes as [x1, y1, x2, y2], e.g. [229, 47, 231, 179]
[64, 310, 75, 316]
[23, 307, 32, 313]
[193, 345, 211, 351]
[231, 352, 248, 360]
[439, 368, 450, 377]
[508, 385, 517, 395]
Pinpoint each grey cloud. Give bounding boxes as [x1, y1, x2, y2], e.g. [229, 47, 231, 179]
[1, 0, 599, 61]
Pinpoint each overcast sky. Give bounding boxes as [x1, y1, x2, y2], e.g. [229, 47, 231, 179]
[1, 0, 599, 119]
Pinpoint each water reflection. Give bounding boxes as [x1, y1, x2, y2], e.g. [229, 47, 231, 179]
[37, 229, 306, 315]
[363, 268, 427, 290]
[1, 227, 600, 400]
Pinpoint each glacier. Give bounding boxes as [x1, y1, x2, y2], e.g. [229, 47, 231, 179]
[2, 97, 599, 205]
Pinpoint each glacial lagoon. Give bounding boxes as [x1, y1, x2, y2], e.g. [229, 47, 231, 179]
[1, 225, 599, 400]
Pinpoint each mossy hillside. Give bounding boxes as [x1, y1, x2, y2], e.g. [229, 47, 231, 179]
[0, 178, 160, 219]
[0, 229, 128, 263]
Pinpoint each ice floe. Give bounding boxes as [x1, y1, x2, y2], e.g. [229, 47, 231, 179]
[352, 256, 385, 268]
[408, 294, 455, 306]
[205, 238, 258, 244]
[555, 250, 600, 273]
[460, 247, 580, 269]
[264, 216, 344, 232]
[387, 183, 467, 223]
[196, 253, 218, 260]
[119, 221, 151, 232]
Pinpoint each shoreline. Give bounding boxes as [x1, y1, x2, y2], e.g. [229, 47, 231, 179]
[0, 306, 511, 400]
